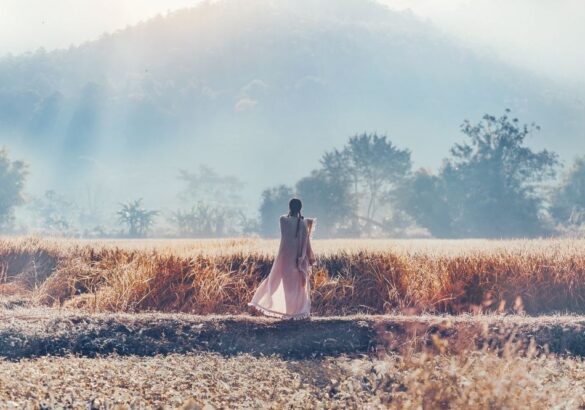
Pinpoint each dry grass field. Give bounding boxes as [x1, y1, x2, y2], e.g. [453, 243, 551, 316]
[1, 236, 585, 315]
[2, 349, 585, 408]
[2, 237, 585, 408]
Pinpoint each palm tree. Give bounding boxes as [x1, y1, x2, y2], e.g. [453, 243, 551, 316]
[117, 199, 159, 237]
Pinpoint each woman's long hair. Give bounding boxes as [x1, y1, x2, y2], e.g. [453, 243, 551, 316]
[288, 198, 303, 238]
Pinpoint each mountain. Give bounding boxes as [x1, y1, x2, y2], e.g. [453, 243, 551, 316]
[1, 0, 584, 213]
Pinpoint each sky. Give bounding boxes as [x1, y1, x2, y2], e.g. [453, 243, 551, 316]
[0, 0, 584, 85]
[383, 0, 585, 85]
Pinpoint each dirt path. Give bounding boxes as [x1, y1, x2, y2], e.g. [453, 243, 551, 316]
[1, 307, 585, 359]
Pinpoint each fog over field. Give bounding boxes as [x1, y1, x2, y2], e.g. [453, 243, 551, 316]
[1, 0, 584, 233]
[3, 3, 585, 407]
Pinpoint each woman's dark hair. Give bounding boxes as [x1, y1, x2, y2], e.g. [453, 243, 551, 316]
[288, 198, 303, 237]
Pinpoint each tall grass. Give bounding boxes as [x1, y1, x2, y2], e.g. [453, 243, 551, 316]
[1, 237, 585, 315]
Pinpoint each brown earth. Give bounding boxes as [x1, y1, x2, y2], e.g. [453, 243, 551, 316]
[2, 306, 585, 360]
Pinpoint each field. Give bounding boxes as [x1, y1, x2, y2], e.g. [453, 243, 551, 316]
[2, 237, 585, 408]
[3, 237, 585, 315]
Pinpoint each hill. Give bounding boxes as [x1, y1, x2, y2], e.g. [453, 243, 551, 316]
[1, 0, 583, 210]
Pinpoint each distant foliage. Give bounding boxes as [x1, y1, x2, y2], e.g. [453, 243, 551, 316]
[24, 188, 112, 238]
[4, 107, 584, 239]
[30, 190, 77, 235]
[296, 169, 354, 237]
[259, 185, 294, 237]
[261, 134, 412, 238]
[178, 166, 243, 205]
[171, 203, 242, 238]
[326, 134, 412, 236]
[173, 166, 246, 238]
[0, 148, 27, 231]
[398, 169, 451, 237]
[403, 110, 559, 238]
[551, 156, 585, 228]
[117, 199, 159, 238]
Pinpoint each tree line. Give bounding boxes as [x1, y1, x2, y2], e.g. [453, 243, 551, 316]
[260, 109, 582, 238]
[1, 110, 584, 238]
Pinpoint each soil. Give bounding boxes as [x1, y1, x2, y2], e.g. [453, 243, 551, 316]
[1, 306, 585, 360]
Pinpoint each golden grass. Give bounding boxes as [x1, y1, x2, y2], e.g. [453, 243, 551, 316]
[2, 236, 585, 315]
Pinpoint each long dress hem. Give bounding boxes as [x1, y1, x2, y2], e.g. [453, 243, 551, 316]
[248, 216, 315, 320]
[247, 302, 311, 320]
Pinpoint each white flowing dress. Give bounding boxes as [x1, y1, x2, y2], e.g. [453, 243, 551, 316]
[248, 215, 315, 319]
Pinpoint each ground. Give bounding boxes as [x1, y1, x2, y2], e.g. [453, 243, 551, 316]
[1, 306, 585, 408]
[2, 237, 585, 408]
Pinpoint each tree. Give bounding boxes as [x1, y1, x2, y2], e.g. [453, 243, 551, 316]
[0, 148, 27, 230]
[403, 110, 559, 238]
[296, 169, 354, 237]
[178, 166, 244, 205]
[171, 202, 241, 237]
[117, 199, 159, 238]
[322, 134, 412, 235]
[397, 169, 452, 237]
[30, 190, 77, 235]
[259, 185, 294, 237]
[551, 156, 585, 227]
[174, 166, 247, 237]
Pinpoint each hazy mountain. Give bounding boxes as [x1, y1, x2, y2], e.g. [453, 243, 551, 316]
[1, 0, 584, 213]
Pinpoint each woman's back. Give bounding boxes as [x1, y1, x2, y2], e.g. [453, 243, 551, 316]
[277, 215, 308, 268]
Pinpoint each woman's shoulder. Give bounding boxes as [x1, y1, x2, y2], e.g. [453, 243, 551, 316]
[279, 215, 315, 226]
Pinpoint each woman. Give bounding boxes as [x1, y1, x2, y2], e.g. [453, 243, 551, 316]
[248, 198, 316, 319]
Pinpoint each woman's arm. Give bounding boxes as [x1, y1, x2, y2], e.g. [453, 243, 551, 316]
[305, 218, 316, 265]
[307, 233, 315, 265]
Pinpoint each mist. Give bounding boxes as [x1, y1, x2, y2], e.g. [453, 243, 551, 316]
[382, 0, 585, 85]
[3, 0, 584, 85]
[1, 0, 584, 238]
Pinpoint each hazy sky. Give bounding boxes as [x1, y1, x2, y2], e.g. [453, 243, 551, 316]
[384, 0, 585, 85]
[0, 0, 584, 84]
